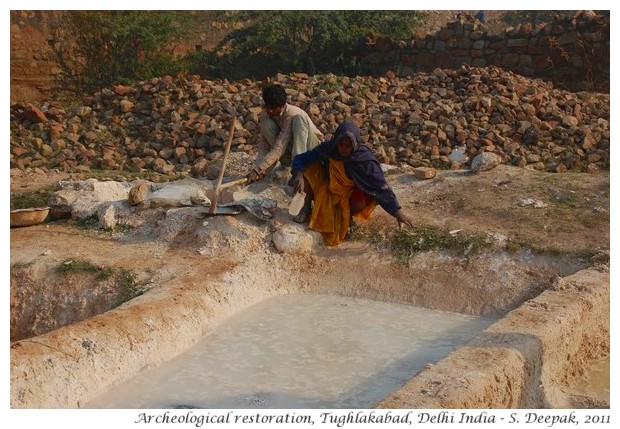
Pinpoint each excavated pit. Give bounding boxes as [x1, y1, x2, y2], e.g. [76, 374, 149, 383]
[9, 240, 585, 343]
[9, 224, 609, 409]
[84, 294, 498, 409]
[9, 167, 610, 409]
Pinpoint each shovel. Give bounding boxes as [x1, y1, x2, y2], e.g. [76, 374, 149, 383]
[209, 117, 237, 215]
[204, 196, 278, 220]
[204, 175, 278, 220]
[205, 117, 277, 220]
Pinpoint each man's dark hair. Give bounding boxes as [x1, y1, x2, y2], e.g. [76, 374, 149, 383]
[262, 84, 287, 108]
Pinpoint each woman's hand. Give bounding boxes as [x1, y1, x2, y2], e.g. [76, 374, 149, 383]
[395, 209, 414, 229]
[293, 172, 305, 194]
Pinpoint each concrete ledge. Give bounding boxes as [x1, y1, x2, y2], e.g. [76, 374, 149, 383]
[11, 258, 608, 409]
[10, 254, 290, 408]
[375, 268, 610, 408]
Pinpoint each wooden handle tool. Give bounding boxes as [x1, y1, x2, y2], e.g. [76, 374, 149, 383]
[209, 117, 237, 214]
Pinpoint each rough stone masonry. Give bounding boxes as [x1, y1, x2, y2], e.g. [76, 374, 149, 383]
[10, 66, 609, 178]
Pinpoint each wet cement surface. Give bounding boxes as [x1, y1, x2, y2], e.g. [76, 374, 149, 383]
[86, 294, 495, 409]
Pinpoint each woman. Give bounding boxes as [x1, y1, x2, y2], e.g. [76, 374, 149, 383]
[291, 119, 414, 246]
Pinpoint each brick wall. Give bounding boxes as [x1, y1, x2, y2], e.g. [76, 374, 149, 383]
[9, 11, 231, 103]
[10, 11, 610, 103]
[10, 11, 65, 102]
[360, 12, 609, 93]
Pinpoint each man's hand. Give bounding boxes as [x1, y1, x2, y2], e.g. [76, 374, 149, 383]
[395, 209, 414, 229]
[293, 172, 305, 194]
[245, 170, 261, 184]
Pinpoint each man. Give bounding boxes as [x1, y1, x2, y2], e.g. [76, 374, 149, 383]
[245, 84, 323, 184]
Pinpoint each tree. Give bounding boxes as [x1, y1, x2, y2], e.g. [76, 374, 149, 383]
[49, 11, 189, 97]
[198, 11, 425, 79]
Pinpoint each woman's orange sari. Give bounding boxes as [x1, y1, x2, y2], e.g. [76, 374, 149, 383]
[304, 160, 376, 246]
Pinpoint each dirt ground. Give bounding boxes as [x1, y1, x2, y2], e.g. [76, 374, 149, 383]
[8, 164, 611, 409]
[9, 164, 611, 255]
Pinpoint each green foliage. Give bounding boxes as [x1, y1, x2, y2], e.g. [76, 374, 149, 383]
[49, 11, 190, 97]
[11, 261, 34, 272]
[69, 212, 134, 234]
[349, 221, 385, 245]
[351, 222, 492, 264]
[96, 267, 114, 281]
[55, 260, 144, 307]
[48, 10, 427, 90]
[56, 259, 105, 275]
[10, 186, 55, 210]
[389, 225, 454, 257]
[71, 214, 100, 230]
[113, 269, 146, 308]
[196, 11, 425, 79]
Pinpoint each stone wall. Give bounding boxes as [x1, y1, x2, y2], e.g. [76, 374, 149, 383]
[10, 11, 65, 102]
[10, 11, 610, 104]
[360, 11, 609, 93]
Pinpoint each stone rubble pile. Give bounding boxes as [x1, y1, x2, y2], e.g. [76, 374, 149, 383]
[10, 65, 610, 177]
